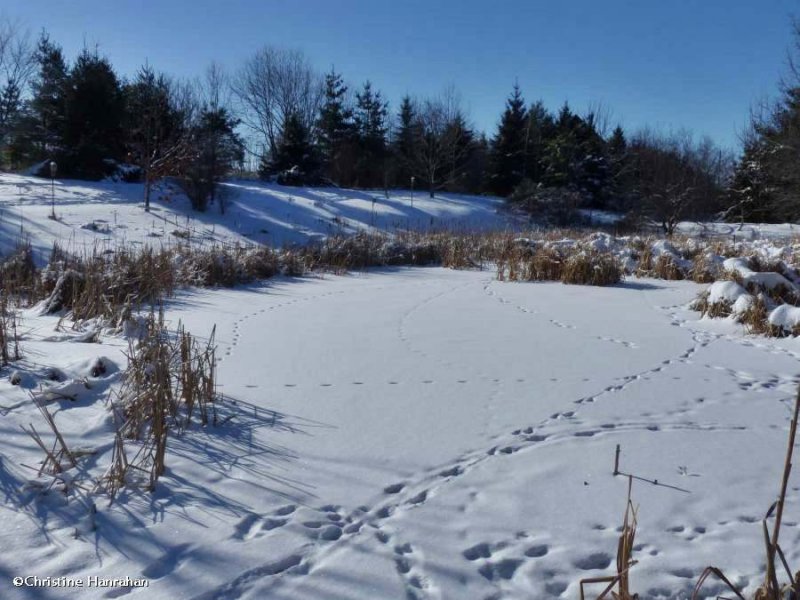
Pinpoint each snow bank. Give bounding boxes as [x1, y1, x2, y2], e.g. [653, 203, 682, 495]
[768, 304, 800, 333]
[707, 280, 748, 305]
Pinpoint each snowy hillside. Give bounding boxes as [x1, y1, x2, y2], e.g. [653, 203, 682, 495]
[0, 174, 517, 260]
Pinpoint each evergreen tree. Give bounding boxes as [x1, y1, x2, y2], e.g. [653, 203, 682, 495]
[726, 137, 773, 223]
[606, 125, 632, 211]
[719, 22, 800, 222]
[521, 100, 554, 184]
[264, 112, 319, 185]
[354, 81, 388, 188]
[62, 48, 125, 178]
[27, 32, 68, 160]
[316, 68, 355, 185]
[183, 106, 244, 212]
[542, 103, 580, 189]
[391, 95, 418, 188]
[442, 112, 475, 191]
[729, 83, 800, 222]
[541, 103, 609, 207]
[608, 125, 627, 157]
[489, 84, 528, 196]
[463, 132, 489, 194]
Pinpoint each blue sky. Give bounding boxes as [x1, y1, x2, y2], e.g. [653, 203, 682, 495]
[4, 0, 798, 151]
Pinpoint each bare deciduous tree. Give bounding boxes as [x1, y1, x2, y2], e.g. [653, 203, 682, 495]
[200, 61, 230, 111]
[412, 87, 473, 198]
[0, 18, 34, 148]
[630, 129, 729, 235]
[231, 47, 323, 162]
[584, 100, 614, 139]
[127, 68, 198, 211]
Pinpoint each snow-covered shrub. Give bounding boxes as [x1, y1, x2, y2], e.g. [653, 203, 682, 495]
[768, 304, 800, 337]
[693, 280, 749, 319]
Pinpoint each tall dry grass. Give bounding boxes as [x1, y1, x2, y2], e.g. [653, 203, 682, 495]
[98, 308, 218, 500]
[0, 292, 21, 365]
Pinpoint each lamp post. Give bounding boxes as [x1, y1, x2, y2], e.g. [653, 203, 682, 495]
[410, 176, 415, 209]
[49, 161, 57, 220]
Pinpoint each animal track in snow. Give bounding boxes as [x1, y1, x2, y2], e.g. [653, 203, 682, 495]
[596, 335, 638, 348]
[524, 544, 549, 558]
[573, 552, 612, 570]
[233, 514, 288, 541]
[478, 558, 523, 581]
[461, 533, 551, 593]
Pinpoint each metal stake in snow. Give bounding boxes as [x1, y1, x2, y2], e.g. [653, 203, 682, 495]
[49, 160, 57, 220]
[410, 176, 415, 209]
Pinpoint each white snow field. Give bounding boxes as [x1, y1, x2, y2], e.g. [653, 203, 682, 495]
[0, 173, 516, 260]
[3, 263, 800, 599]
[4, 174, 800, 599]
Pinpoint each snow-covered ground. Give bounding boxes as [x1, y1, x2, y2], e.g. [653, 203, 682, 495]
[3, 265, 800, 599]
[0, 174, 517, 260]
[4, 173, 800, 598]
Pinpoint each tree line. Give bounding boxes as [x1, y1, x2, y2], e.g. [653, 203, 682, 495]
[0, 19, 795, 230]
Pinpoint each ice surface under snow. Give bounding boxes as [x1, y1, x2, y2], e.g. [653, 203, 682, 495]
[2, 268, 800, 599]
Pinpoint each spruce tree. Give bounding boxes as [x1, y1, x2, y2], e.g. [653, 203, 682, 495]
[316, 68, 355, 185]
[354, 81, 388, 188]
[607, 125, 632, 211]
[443, 112, 475, 191]
[727, 138, 773, 223]
[265, 112, 319, 185]
[392, 95, 418, 188]
[542, 103, 610, 208]
[29, 32, 68, 159]
[183, 106, 243, 212]
[489, 84, 528, 196]
[521, 100, 554, 183]
[62, 48, 125, 178]
[608, 125, 627, 157]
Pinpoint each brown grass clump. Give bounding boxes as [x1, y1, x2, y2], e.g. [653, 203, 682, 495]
[656, 255, 685, 280]
[526, 247, 564, 281]
[561, 252, 623, 286]
[635, 245, 654, 276]
[692, 290, 734, 319]
[0, 243, 41, 303]
[739, 296, 771, 336]
[439, 235, 478, 269]
[690, 254, 721, 283]
[240, 246, 280, 280]
[497, 244, 623, 286]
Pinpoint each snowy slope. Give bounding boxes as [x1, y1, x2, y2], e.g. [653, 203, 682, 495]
[3, 269, 800, 599]
[0, 174, 517, 260]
